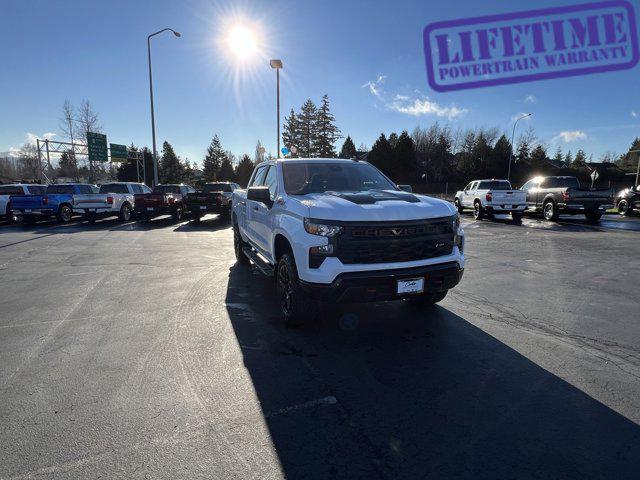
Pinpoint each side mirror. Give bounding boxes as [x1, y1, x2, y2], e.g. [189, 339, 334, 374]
[247, 186, 273, 207]
[397, 184, 413, 193]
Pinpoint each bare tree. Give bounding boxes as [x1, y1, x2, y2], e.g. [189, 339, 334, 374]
[18, 143, 41, 180]
[76, 99, 102, 137]
[60, 100, 76, 143]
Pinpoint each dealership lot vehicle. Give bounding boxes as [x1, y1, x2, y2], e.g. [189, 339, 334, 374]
[186, 181, 239, 222]
[134, 183, 195, 222]
[616, 185, 640, 216]
[521, 175, 614, 223]
[0, 183, 46, 222]
[77, 182, 150, 223]
[9, 183, 96, 224]
[233, 158, 465, 325]
[1, 216, 639, 480]
[455, 179, 526, 222]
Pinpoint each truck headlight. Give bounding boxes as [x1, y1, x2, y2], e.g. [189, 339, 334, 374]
[453, 213, 464, 253]
[304, 218, 343, 237]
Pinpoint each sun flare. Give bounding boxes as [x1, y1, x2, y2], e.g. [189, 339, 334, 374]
[227, 25, 257, 60]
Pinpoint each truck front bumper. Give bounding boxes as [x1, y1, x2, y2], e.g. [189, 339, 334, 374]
[299, 261, 464, 303]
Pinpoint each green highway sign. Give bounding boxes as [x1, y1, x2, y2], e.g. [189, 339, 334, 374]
[110, 143, 128, 162]
[87, 132, 108, 163]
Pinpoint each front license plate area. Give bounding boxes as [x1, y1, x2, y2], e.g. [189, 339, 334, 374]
[397, 277, 424, 295]
[146, 207, 154, 212]
[200, 206, 207, 210]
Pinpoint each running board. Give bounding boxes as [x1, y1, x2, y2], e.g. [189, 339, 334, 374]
[242, 245, 275, 277]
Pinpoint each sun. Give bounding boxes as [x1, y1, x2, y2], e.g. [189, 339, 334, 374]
[227, 25, 257, 60]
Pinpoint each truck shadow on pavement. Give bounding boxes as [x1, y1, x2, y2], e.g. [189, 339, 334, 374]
[225, 264, 640, 480]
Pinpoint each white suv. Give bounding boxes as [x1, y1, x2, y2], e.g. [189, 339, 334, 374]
[232, 158, 465, 325]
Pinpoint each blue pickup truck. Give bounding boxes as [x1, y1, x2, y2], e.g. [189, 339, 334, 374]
[10, 183, 96, 224]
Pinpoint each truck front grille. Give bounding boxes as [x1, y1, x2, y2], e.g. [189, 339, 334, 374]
[335, 217, 454, 264]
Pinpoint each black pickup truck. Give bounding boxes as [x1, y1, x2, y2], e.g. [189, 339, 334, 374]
[134, 184, 196, 222]
[185, 182, 239, 222]
[615, 185, 640, 216]
[520, 176, 614, 223]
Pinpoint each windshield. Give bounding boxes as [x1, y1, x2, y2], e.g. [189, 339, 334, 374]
[46, 185, 75, 194]
[283, 162, 396, 195]
[153, 185, 181, 194]
[99, 184, 129, 194]
[203, 183, 232, 193]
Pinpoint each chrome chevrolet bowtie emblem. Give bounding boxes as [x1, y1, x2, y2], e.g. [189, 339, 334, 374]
[391, 228, 403, 236]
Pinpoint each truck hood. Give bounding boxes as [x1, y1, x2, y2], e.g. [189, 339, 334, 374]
[298, 190, 456, 221]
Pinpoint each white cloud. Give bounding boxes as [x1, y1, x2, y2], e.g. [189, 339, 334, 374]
[553, 130, 587, 143]
[632, 110, 638, 118]
[25, 131, 56, 145]
[524, 95, 537, 103]
[388, 96, 467, 119]
[362, 75, 386, 99]
[363, 75, 467, 119]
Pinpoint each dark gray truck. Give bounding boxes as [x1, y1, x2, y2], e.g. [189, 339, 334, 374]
[521, 176, 614, 223]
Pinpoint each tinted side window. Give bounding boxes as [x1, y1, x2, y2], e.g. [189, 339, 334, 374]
[142, 185, 152, 194]
[131, 184, 143, 194]
[263, 166, 277, 200]
[0, 186, 23, 195]
[46, 185, 74, 194]
[79, 185, 94, 194]
[27, 186, 46, 195]
[99, 184, 129, 194]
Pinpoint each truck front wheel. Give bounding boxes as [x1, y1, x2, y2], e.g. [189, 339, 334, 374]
[454, 198, 464, 214]
[276, 253, 317, 327]
[543, 200, 559, 221]
[119, 203, 132, 222]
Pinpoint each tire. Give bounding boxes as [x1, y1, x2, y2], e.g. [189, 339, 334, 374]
[407, 290, 448, 306]
[85, 212, 97, 224]
[57, 204, 73, 223]
[585, 211, 602, 224]
[473, 201, 485, 220]
[617, 199, 632, 216]
[172, 204, 184, 222]
[512, 212, 523, 223]
[454, 198, 464, 214]
[221, 204, 231, 221]
[543, 200, 559, 221]
[119, 203, 132, 222]
[192, 214, 202, 224]
[233, 220, 250, 265]
[276, 252, 317, 327]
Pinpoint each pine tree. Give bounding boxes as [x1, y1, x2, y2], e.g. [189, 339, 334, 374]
[203, 134, 225, 181]
[564, 150, 573, 165]
[298, 99, 318, 157]
[615, 137, 640, 172]
[491, 135, 512, 178]
[529, 144, 548, 168]
[553, 146, 563, 163]
[235, 154, 255, 187]
[339, 136, 357, 159]
[159, 141, 184, 183]
[282, 109, 301, 157]
[313, 94, 341, 157]
[218, 152, 235, 181]
[58, 149, 78, 180]
[367, 134, 393, 177]
[573, 149, 587, 167]
[392, 131, 416, 184]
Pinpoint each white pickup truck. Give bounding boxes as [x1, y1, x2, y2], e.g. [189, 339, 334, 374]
[232, 158, 465, 326]
[454, 179, 527, 222]
[77, 182, 151, 223]
[0, 183, 47, 222]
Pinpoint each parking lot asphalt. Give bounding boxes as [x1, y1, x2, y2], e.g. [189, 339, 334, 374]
[1, 213, 639, 479]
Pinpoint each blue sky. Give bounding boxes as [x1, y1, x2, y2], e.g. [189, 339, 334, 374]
[2, 0, 639, 164]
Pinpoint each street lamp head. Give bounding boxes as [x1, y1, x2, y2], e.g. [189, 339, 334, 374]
[172, 30, 181, 37]
[270, 59, 283, 69]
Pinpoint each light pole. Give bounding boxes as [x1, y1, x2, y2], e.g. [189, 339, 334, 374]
[148, 28, 181, 186]
[508, 113, 532, 181]
[270, 59, 283, 157]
